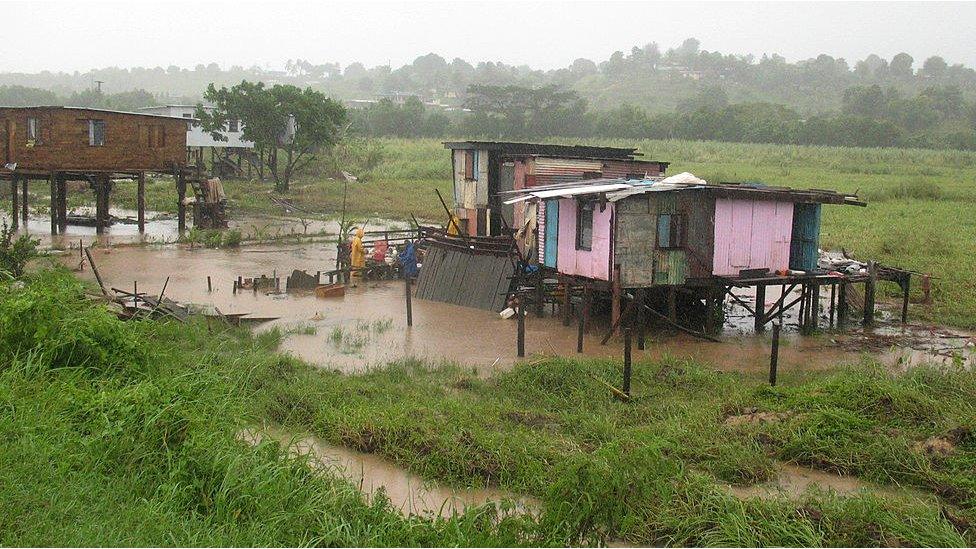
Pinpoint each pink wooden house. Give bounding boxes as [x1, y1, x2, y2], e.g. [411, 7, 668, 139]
[508, 179, 863, 288]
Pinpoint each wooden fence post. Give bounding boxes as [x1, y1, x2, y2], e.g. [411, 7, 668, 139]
[769, 322, 781, 386]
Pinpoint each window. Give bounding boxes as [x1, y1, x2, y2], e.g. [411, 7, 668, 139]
[463, 150, 474, 180]
[657, 213, 686, 249]
[227, 119, 239, 132]
[471, 150, 480, 180]
[27, 117, 39, 144]
[181, 113, 193, 118]
[576, 201, 594, 250]
[88, 120, 106, 146]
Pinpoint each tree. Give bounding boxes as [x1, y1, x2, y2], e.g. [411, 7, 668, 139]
[198, 81, 346, 192]
[890, 53, 915, 78]
[922, 56, 948, 79]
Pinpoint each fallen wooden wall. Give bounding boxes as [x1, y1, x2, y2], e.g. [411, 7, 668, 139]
[415, 243, 514, 311]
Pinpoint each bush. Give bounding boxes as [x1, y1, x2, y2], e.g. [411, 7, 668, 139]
[0, 221, 39, 278]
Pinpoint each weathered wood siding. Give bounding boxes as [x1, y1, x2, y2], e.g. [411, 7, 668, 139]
[556, 199, 613, 281]
[713, 198, 793, 276]
[0, 107, 186, 172]
[614, 191, 714, 287]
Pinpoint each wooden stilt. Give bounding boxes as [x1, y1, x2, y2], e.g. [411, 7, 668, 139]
[622, 327, 632, 397]
[176, 170, 187, 235]
[829, 282, 837, 328]
[562, 281, 572, 326]
[810, 282, 820, 331]
[577, 285, 589, 353]
[636, 289, 646, 351]
[610, 266, 621, 335]
[20, 178, 28, 227]
[10, 178, 18, 230]
[769, 322, 781, 386]
[901, 275, 910, 324]
[837, 281, 849, 329]
[49, 173, 57, 235]
[667, 286, 677, 324]
[405, 273, 413, 327]
[754, 283, 767, 333]
[798, 284, 806, 330]
[137, 172, 146, 233]
[516, 300, 525, 358]
[57, 174, 67, 233]
[864, 261, 877, 326]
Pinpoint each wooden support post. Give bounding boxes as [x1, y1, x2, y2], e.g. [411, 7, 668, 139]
[10, 178, 18, 230]
[920, 275, 931, 305]
[20, 178, 28, 227]
[133, 280, 138, 309]
[207, 276, 213, 293]
[516, 300, 525, 358]
[49, 173, 57, 235]
[769, 322, 781, 386]
[610, 267, 622, 335]
[636, 289, 646, 351]
[405, 273, 413, 327]
[901, 275, 910, 324]
[864, 261, 877, 326]
[535, 269, 545, 318]
[577, 285, 589, 353]
[754, 283, 767, 333]
[562, 282, 572, 327]
[176, 170, 187, 235]
[233, 280, 238, 294]
[829, 282, 837, 328]
[837, 281, 849, 329]
[798, 284, 806, 331]
[705, 286, 719, 336]
[137, 172, 146, 233]
[622, 327, 632, 397]
[810, 282, 820, 331]
[57, 175, 67, 233]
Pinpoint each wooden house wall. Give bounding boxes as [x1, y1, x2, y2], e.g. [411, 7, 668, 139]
[614, 191, 714, 287]
[556, 198, 613, 281]
[712, 198, 793, 276]
[0, 108, 186, 172]
[789, 203, 822, 271]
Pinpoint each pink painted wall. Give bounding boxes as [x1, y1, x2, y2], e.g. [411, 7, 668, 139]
[556, 199, 613, 281]
[713, 198, 793, 276]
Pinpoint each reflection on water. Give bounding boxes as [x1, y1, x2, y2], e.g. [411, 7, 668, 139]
[241, 425, 538, 518]
[66, 244, 973, 375]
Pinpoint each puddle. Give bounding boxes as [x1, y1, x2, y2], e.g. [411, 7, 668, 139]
[241, 425, 538, 518]
[725, 462, 935, 505]
[61, 243, 973, 375]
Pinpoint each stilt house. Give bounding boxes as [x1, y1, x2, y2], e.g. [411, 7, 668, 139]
[505, 178, 865, 288]
[443, 141, 669, 248]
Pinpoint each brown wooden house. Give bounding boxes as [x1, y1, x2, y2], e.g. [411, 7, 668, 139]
[0, 106, 190, 234]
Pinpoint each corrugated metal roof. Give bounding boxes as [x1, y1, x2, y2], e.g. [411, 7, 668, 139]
[0, 105, 192, 120]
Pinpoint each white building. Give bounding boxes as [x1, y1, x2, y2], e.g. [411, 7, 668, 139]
[138, 105, 253, 149]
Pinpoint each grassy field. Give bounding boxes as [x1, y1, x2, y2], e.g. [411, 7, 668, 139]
[2, 269, 974, 546]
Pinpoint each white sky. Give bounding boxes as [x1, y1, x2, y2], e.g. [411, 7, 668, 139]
[2, 0, 975, 73]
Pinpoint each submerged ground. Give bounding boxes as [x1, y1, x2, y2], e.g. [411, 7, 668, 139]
[1, 269, 974, 546]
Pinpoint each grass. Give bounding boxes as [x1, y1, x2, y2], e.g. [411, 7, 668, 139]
[2, 269, 974, 546]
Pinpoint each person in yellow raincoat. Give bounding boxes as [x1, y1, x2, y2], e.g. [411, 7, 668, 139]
[350, 227, 366, 280]
[446, 213, 463, 236]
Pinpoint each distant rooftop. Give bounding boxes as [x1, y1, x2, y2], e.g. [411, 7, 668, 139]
[0, 105, 188, 120]
[443, 140, 663, 163]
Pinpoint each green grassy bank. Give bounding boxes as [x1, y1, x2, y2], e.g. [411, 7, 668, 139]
[1, 269, 974, 546]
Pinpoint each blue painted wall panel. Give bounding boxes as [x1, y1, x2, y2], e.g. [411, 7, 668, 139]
[789, 203, 821, 270]
[544, 199, 559, 268]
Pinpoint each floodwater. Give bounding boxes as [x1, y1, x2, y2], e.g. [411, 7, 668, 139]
[64, 242, 974, 375]
[241, 425, 538, 518]
[726, 462, 931, 503]
[2, 208, 398, 248]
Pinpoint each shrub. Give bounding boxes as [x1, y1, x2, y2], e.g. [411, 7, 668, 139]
[0, 220, 39, 278]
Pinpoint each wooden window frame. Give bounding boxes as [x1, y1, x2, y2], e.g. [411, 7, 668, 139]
[88, 119, 106, 146]
[656, 212, 686, 250]
[26, 117, 40, 145]
[576, 201, 594, 251]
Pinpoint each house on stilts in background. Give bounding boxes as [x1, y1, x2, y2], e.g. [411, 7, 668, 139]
[1, 105, 226, 236]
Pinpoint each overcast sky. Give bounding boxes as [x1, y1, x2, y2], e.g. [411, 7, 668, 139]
[3, 1, 975, 73]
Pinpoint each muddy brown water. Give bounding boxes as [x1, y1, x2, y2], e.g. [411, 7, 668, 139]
[241, 425, 539, 518]
[64, 243, 973, 375]
[725, 462, 933, 503]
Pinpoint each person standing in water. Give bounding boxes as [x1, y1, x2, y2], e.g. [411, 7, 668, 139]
[350, 227, 366, 281]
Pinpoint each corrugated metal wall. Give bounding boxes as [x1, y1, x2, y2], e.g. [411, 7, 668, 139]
[414, 244, 514, 311]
